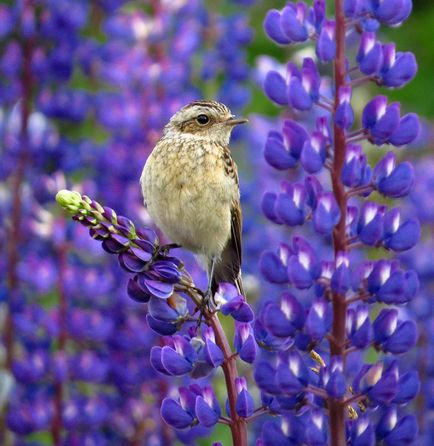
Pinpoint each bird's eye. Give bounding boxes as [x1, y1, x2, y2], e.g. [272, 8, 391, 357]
[196, 114, 210, 125]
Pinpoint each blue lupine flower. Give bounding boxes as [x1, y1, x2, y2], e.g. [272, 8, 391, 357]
[234, 377, 255, 418]
[373, 151, 414, 197]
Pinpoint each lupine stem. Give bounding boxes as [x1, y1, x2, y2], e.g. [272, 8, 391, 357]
[2, 3, 34, 444]
[51, 244, 68, 446]
[209, 313, 247, 446]
[182, 283, 247, 446]
[329, 0, 348, 445]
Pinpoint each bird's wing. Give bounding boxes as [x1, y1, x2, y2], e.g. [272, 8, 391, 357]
[211, 147, 245, 296]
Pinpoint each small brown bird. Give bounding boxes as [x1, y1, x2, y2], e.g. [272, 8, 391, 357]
[140, 100, 247, 302]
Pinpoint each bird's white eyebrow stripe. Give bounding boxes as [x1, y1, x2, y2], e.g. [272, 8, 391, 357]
[183, 100, 229, 114]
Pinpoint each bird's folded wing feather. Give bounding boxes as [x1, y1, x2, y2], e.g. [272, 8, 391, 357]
[211, 147, 245, 296]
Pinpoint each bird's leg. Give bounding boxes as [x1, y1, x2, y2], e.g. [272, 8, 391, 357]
[204, 256, 216, 307]
[153, 243, 181, 259]
[196, 256, 216, 328]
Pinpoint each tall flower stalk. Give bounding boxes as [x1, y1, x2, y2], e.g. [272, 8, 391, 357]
[55, 190, 252, 445]
[257, 0, 420, 444]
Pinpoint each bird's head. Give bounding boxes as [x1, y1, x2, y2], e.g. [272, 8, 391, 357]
[164, 100, 248, 145]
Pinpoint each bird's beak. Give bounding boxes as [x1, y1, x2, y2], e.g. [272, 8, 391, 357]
[225, 116, 248, 126]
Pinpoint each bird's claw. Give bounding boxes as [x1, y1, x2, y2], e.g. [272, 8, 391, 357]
[196, 289, 213, 328]
[153, 243, 181, 260]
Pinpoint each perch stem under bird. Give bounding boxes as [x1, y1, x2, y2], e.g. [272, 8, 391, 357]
[141, 100, 247, 312]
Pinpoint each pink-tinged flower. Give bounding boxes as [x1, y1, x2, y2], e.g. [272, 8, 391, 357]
[214, 283, 254, 322]
[161, 387, 196, 429]
[195, 386, 221, 427]
[234, 322, 257, 364]
[316, 20, 336, 62]
[234, 377, 255, 418]
[287, 58, 321, 111]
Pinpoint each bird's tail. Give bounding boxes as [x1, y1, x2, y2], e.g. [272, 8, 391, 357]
[211, 261, 245, 297]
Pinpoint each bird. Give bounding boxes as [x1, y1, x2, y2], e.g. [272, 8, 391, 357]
[140, 100, 247, 305]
